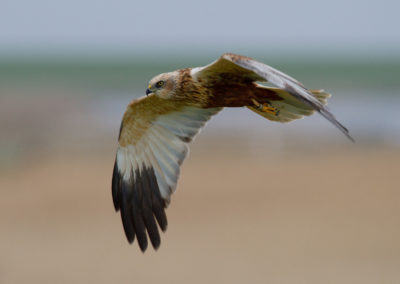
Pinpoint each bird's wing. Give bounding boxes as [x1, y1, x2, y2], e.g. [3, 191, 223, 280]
[112, 94, 221, 251]
[192, 53, 354, 142]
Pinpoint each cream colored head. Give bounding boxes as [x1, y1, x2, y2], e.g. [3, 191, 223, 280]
[146, 71, 178, 99]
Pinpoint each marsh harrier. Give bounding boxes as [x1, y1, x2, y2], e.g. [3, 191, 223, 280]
[112, 53, 353, 251]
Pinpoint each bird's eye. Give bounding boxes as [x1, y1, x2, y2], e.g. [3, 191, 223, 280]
[156, 81, 164, 88]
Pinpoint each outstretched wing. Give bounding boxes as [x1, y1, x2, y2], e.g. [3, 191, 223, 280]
[192, 53, 354, 142]
[112, 94, 221, 252]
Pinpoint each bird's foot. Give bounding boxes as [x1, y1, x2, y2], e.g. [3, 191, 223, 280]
[261, 104, 280, 116]
[251, 98, 279, 116]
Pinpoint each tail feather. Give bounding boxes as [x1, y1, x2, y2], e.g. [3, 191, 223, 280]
[310, 89, 331, 105]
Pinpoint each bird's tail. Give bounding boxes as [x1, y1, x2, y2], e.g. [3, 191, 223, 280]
[247, 85, 331, 123]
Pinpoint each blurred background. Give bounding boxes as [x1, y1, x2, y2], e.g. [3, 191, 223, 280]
[1, 0, 399, 283]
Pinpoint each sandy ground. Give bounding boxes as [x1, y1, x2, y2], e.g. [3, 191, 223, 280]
[0, 145, 399, 284]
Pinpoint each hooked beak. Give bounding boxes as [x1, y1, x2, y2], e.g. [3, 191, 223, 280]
[146, 88, 152, 96]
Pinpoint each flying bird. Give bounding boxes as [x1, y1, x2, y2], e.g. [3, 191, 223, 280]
[112, 53, 353, 252]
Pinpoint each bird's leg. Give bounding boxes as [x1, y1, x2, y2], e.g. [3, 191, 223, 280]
[251, 98, 279, 116]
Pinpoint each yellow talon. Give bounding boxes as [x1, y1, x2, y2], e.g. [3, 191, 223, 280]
[251, 98, 279, 116]
[262, 104, 279, 116]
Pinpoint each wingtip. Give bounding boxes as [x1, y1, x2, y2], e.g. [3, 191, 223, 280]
[152, 240, 161, 251]
[138, 241, 148, 253]
[335, 119, 355, 143]
[317, 108, 355, 143]
[126, 234, 135, 244]
[331, 120, 355, 143]
[346, 133, 356, 143]
[334, 120, 355, 143]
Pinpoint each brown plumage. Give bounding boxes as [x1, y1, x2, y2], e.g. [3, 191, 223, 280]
[112, 53, 353, 252]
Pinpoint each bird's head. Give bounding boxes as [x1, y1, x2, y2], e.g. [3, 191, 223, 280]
[146, 71, 178, 99]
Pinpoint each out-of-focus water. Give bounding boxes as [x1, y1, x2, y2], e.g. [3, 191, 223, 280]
[1, 57, 399, 167]
[94, 90, 400, 147]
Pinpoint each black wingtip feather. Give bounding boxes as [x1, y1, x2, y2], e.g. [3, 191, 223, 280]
[120, 183, 135, 243]
[111, 159, 121, 211]
[131, 168, 149, 252]
[146, 167, 168, 232]
[141, 168, 161, 249]
[113, 155, 169, 251]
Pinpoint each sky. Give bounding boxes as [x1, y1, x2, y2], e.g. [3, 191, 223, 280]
[1, 0, 399, 57]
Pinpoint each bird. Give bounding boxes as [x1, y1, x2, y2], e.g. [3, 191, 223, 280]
[112, 53, 353, 252]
